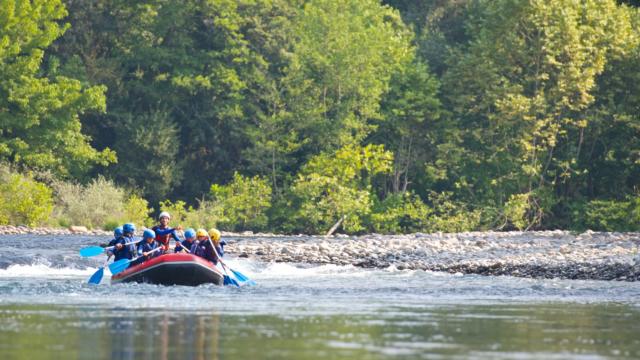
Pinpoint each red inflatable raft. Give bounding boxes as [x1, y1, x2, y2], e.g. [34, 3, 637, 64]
[111, 253, 224, 286]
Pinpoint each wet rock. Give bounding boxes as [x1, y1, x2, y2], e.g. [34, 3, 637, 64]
[69, 226, 88, 233]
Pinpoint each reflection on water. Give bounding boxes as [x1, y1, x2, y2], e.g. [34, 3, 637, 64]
[1, 303, 639, 360]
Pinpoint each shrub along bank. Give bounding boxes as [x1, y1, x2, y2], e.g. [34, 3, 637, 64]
[1, 162, 638, 234]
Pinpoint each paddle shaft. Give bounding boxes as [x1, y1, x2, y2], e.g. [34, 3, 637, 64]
[138, 244, 164, 259]
[208, 238, 225, 267]
[108, 238, 143, 252]
[110, 245, 164, 275]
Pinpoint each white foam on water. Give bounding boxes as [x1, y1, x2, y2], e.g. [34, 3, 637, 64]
[248, 261, 370, 279]
[223, 257, 425, 281]
[0, 264, 95, 277]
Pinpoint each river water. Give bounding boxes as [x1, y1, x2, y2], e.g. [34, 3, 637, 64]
[1, 234, 639, 359]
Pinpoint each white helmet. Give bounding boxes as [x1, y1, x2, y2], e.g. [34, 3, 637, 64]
[158, 211, 171, 220]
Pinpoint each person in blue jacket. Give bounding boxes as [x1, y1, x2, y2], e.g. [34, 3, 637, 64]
[106, 226, 124, 260]
[133, 229, 162, 266]
[110, 224, 136, 261]
[107, 226, 124, 248]
[175, 228, 197, 254]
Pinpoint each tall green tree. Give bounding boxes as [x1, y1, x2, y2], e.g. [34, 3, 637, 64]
[441, 0, 632, 228]
[282, 0, 413, 156]
[245, 0, 417, 195]
[0, 0, 114, 177]
[372, 59, 442, 196]
[52, 0, 268, 201]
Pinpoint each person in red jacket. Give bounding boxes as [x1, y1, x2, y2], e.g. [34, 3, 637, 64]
[151, 211, 181, 252]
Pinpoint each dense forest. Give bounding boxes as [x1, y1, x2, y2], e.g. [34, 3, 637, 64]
[1, 0, 639, 233]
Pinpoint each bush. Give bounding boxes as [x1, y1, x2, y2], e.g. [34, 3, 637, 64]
[291, 174, 372, 234]
[426, 192, 482, 233]
[211, 172, 272, 231]
[124, 195, 153, 228]
[581, 197, 640, 231]
[290, 144, 393, 234]
[370, 192, 431, 234]
[0, 171, 54, 227]
[503, 193, 530, 230]
[159, 199, 224, 230]
[53, 177, 125, 229]
[51, 177, 153, 229]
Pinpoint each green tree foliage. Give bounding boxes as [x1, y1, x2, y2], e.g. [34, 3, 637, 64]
[281, 0, 413, 155]
[111, 110, 181, 205]
[372, 59, 442, 195]
[370, 192, 431, 234]
[2, 0, 639, 233]
[210, 172, 272, 231]
[440, 0, 634, 228]
[291, 144, 393, 233]
[581, 197, 640, 231]
[0, 0, 114, 177]
[51, 0, 266, 200]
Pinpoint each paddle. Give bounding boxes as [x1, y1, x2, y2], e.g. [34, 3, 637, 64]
[88, 255, 111, 285]
[209, 239, 254, 286]
[205, 238, 238, 286]
[79, 239, 143, 257]
[108, 246, 164, 275]
[80, 246, 107, 257]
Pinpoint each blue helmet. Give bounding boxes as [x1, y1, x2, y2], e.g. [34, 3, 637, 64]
[184, 228, 196, 239]
[123, 223, 136, 234]
[143, 229, 155, 239]
[114, 226, 123, 237]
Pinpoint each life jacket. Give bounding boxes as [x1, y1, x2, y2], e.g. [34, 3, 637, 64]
[113, 236, 135, 261]
[152, 225, 174, 250]
[175, 239, 192, 253]
[194, 240, 219, 264]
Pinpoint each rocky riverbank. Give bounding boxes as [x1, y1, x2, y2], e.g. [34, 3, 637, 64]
[0, 225, 281, 238]
[0, 225, 112, 236]
[227, 230, 640, 281]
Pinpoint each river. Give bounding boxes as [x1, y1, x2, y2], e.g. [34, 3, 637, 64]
[1, 234, 639, 359]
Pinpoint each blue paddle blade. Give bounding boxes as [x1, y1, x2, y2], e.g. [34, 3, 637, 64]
[88, 267, 104, 284]
[230, 268, 255, 285]
[80, 246, 105, 257]
[223, 275, 240, 287]
[108, 259, 130, 275]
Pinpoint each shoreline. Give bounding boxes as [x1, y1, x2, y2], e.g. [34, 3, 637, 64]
[228, 230, 640, 282]
[0, 225, 285, 238]
[2, 226, 639, 281]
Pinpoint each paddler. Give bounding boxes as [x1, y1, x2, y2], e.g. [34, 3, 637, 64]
[110, 223, 136, 261]
[133, 229, 163, 265]
[175, 228, 197, 253]
[151, 211, 181, 252]
[105, 226, 123, 259]
[193, 228, 219, 264]
[208, 228, 226, 258]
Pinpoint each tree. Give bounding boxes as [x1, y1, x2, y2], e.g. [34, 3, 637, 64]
[372, 59, 442, 195]
[111, 110, 181, 205]
[0, 0, 114, 177]
[290, 144, 393, 233]
[282, 0, 413, 156]
[440, 0, 633, 228]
